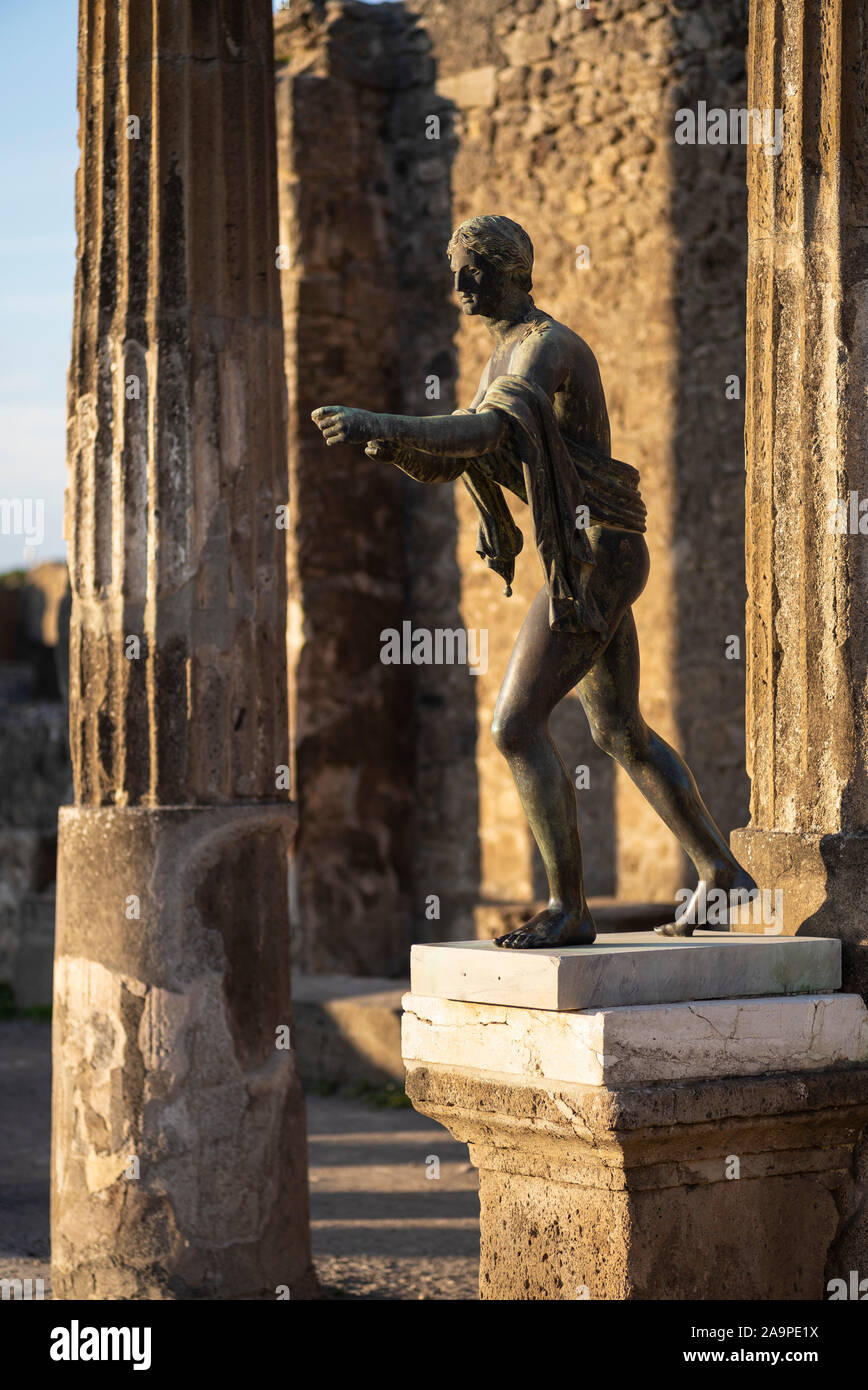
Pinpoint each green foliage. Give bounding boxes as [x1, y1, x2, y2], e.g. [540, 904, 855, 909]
[305, 1076, 412, 1109]
[0, 983, 51, 1022]
[347, 1079, 412, 1110]
[0, 982, 15, 1020]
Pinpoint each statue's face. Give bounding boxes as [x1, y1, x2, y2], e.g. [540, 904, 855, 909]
[449, 243, 503, 317]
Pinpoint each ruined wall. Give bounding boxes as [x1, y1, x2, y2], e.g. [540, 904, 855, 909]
[0, 564, 71, 991]
[276, 3, 468, 971]
[276, 0, 750, 971]
[414, 0, 750, 909]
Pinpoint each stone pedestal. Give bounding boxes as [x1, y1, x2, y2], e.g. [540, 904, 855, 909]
[410, 932, 841, 1009]
[403, 936, 868, 1300]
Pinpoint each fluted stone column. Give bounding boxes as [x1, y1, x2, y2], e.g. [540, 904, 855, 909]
[731, 0, 868, 998]
[51, 0, 315, 1299]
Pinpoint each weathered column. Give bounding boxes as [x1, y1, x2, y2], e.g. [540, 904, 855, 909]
[51, 0, 315, 1298]
[731, 0, 868, 997]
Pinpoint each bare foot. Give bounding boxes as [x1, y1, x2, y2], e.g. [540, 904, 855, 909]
[654, 865, 760, 938]
[495, 901, 596, 949]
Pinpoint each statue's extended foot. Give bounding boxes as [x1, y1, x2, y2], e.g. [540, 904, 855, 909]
[654, 865, 760, 938]
[654, 916, 701, 939]
[494, 901, 596, 949]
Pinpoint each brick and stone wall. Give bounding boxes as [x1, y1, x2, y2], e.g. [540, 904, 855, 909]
[0, 564, 71, 989]
[276, 0, 750, 972]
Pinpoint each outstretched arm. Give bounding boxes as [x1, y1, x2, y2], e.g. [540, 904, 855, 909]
[311, 404, 507, 457]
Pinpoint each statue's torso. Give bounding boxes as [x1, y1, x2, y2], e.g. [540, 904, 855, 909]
[472, 310, 612, 456]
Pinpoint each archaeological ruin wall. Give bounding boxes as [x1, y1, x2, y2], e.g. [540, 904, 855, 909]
[276, 0, 750, 974]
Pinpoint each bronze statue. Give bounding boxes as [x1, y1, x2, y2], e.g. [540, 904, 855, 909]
[312, 215, 757, 948]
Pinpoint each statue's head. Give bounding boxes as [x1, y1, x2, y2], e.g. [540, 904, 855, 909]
[447, 215, 534, 317]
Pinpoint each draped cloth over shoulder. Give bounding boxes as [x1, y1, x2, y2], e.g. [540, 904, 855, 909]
[387, 372, 646, 635]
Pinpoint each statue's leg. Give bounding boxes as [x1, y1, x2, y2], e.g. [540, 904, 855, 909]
[577, 609, 758, 936]
[490, 525, 653, 949]
[491, 586, 606, 948]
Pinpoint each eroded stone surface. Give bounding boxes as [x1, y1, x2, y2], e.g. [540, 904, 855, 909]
[293, 973, 407, 1088]
[731, 0, 868, 1001]
[66, 2, 289, 808]
[54, 0, 313, 1300]
[405, 1060, 868, 1300]
[730, 0, 868, 1287]
[403, 990, 868, 1086]
[53, 806, 314, 1300]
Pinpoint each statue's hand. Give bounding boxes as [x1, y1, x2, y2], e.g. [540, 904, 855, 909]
[365, 438, 397, 463]
[311, 405, 376, 446]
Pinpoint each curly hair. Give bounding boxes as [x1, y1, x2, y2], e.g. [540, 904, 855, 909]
[446, 215, 534, 293]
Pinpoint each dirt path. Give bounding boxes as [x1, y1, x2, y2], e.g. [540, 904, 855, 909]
[0, 1021, 478, 1300]
[308, 1093, 479, 1300]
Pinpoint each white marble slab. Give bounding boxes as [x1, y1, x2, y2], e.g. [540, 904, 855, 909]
[409, 931, 841, 1011]
[402, 990, 868, 1086]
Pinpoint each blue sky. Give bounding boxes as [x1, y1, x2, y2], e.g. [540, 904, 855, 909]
[0, 0, 78, 573]
[0, 1, 349, 576]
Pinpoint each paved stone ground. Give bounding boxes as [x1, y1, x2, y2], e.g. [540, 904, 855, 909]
[0, 1020, 50, 1294]
[309, 1093, 479, 1300]
[0, 1020, 479, 1301]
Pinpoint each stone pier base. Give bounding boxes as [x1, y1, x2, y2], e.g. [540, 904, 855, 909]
[404, 1054, 868, 1300]
[731, 828, 868, 997]
[403, 935, 868, 1300]
[52, 806, 315, 1300]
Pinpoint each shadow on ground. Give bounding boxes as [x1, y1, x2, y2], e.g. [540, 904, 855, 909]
[0, 1022, 479, 1301]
